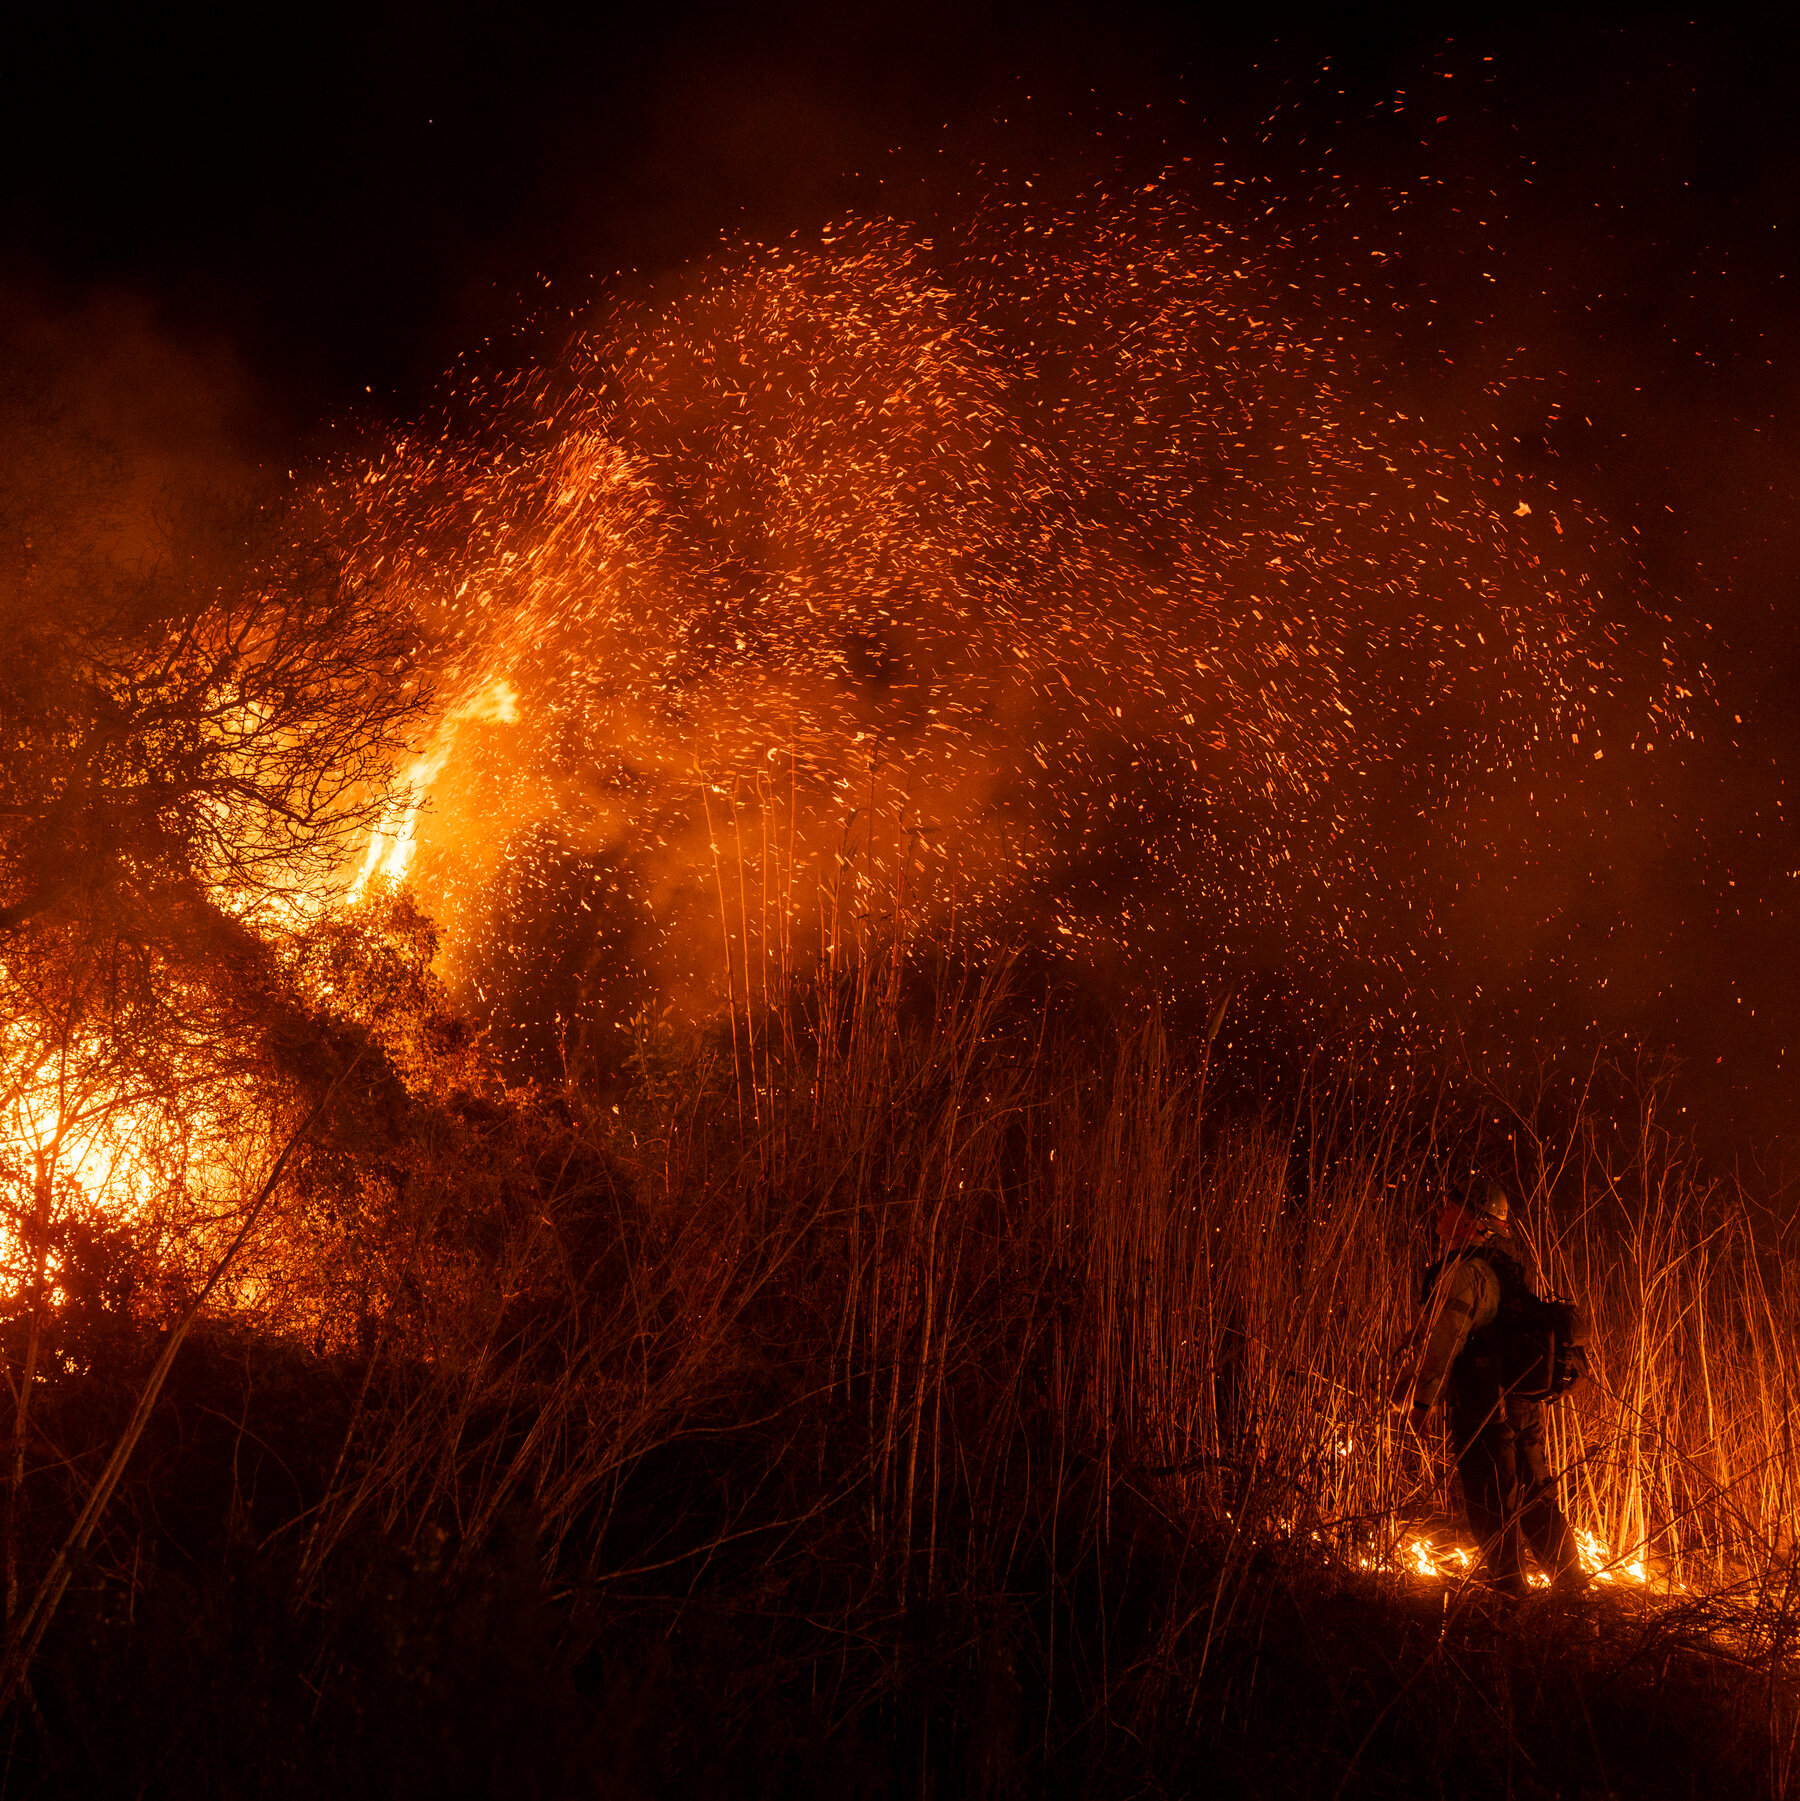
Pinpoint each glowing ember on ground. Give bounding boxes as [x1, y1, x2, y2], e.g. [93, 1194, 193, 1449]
[1395, 1527, 1655, 1590]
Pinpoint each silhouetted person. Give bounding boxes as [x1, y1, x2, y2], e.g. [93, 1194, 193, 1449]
[1394, 1178, 1582, 1599]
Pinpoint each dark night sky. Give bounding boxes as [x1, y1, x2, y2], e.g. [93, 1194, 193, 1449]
[5, 2, 1799, 1146]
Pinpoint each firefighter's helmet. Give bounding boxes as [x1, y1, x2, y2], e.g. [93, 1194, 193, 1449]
[1458, 1175, 1510, 1226]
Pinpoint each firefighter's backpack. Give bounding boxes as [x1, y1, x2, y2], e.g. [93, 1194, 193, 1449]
[1429, 1248, 1591, 1402]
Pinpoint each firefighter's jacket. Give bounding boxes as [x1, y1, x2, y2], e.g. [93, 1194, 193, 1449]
[1403, 1252, 1502, 1410]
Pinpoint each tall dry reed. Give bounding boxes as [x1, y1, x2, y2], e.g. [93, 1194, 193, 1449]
[290, 933, 1800, 1628]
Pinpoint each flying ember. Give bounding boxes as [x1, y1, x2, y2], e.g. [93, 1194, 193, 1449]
[329, 194, 1692, 1071]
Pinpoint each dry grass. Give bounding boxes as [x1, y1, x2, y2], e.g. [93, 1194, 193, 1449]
[13, 916, 1800, 1793]
[291, 937, 1800, 1640]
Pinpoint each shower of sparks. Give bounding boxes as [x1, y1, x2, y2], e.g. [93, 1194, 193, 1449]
[327, 192, 1696, 1066]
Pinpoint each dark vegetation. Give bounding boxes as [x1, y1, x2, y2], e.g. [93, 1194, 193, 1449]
[15, 1344, 1791, 1801]
[5, 948, 1800, 1800]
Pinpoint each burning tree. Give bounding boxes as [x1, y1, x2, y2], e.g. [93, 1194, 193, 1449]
[0, 386, 432, 1635]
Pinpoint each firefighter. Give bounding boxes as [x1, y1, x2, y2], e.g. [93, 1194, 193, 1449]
[1393, 1177, 1582, 1599]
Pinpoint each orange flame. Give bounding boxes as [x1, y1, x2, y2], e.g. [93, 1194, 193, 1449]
[348, 677, 520, 900]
